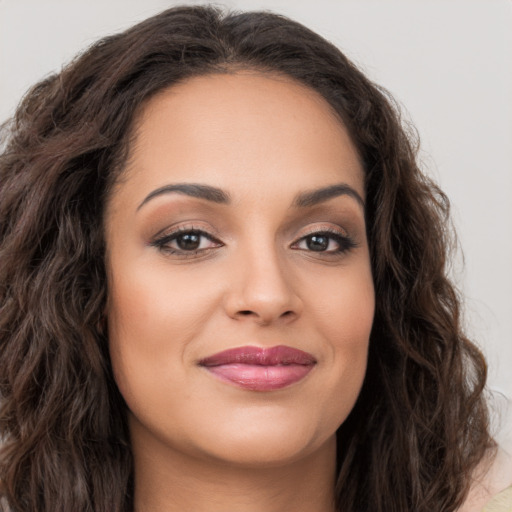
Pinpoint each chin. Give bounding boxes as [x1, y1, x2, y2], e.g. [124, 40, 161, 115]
[172, 402, 342, 469]
[200, 428, 334, 469]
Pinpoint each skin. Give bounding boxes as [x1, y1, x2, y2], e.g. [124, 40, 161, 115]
[460, 448, 512, 512]
[105, 72, 375, 512]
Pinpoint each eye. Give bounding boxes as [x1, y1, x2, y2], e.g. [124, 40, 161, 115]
[151, 228, 223, 255]
[292, 230, 356, 254]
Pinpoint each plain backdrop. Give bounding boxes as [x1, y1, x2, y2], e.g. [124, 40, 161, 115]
[1, 0, 511, 449]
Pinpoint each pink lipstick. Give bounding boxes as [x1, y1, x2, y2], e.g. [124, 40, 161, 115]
[198, 345, 316, 391]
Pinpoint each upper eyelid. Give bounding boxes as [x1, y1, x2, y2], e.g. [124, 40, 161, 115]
[295, 226, 348, 238]
[154, 227, 221, 245]
[152, 222, 351, 242]
[152, 223, 221, 241]
[150, 229, 222, 257]
[150, 227, 356, 262]
[290, 224, 352, 246]
[291, 229, 353, 250]
[154, 229, 353, 256]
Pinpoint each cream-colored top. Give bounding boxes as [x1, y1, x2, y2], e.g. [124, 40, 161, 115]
[458, 447, 512, 512]
[481, 486, 512, 512]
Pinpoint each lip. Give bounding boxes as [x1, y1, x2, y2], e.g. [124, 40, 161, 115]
[198, 345, 317, 391]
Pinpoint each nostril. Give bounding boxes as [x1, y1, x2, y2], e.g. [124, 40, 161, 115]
[236, 309, 295, 320]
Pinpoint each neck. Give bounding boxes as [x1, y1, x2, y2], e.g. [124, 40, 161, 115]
[131, 428, 337, 512]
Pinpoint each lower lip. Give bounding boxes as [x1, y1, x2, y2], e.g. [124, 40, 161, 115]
[204, 363, 314, 391]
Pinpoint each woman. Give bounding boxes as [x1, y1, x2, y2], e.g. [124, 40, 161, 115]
[0, 5, 509, 512]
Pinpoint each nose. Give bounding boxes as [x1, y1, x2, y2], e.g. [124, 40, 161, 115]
[223, 244, 303, 326]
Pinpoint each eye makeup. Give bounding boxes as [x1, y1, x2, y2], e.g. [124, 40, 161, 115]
[149, 221, 359, 262]
[150, 225, 223, 257]
[291, 227, 358, 255]
[140, 192, 365, 261]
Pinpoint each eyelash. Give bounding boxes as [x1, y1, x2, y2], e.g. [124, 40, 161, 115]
[292, 228, 357, 255]
[150, 226, 357, 258]
[150, 227, 222, 258]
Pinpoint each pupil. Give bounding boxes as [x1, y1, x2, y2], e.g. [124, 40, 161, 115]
[307, 235, 328, 251]
[177, 233, 200, 250]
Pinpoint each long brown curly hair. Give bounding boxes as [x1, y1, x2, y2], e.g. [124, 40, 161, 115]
[0, 5, 494, 512]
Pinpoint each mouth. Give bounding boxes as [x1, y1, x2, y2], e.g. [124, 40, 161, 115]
[198, 345, 317, 391]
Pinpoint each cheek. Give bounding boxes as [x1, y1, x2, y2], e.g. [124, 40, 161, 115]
[106, 262, 220, 407]
[310, 258, 374, 350]
[107, 257, 220, 348]
[308, 264, 374, 425]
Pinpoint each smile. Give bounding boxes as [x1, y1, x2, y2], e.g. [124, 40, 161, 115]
[198, 345, 317, 391]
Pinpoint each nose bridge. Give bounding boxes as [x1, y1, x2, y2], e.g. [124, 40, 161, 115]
[224, 230, 301, 324]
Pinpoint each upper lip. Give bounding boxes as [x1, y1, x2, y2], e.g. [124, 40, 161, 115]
[199, 345, 317, 367]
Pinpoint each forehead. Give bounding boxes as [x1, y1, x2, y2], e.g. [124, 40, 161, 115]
[115, 71, 364, 207]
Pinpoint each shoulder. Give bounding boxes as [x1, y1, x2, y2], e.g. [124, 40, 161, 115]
[458, 447, 512, 512]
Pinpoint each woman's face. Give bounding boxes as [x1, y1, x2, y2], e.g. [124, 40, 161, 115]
[105, 72, 374, 469]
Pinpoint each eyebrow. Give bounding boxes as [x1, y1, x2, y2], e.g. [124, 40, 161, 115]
[137, 183, 231, 210]
[137, 181, 364, 211]
[292, 183, 365, 209]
